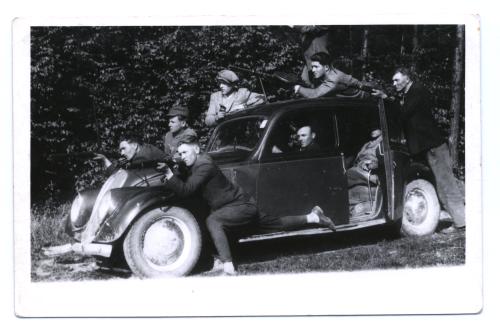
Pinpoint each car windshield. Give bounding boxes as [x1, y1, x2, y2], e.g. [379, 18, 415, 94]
[208, 117, 267, 153]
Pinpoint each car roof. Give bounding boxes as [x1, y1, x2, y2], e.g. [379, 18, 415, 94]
[226, 96, 379, 120]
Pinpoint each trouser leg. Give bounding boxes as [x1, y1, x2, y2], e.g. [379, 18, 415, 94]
[257, 214, 308, 234]
[205, 203, 258, 263]
[426, 143, 466, 228]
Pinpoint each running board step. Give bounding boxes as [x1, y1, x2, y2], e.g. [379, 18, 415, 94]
[239, 218, 386, 243]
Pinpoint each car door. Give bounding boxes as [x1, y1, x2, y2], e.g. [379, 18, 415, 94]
[255, 107, 350, 225]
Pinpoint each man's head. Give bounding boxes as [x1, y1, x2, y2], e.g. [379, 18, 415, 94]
[119, 137, 141, 160]
[217, 69, 239, 96]
[392, 67, 413, 92]
[176, 135, 200, 167]
[370, 129, 382, 139]
[167, 106, 189, 133]
[310, 52, 331, 80]
[297, 126, 316, 149]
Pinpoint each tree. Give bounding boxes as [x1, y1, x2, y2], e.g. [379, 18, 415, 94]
[449, 25, 465, 170]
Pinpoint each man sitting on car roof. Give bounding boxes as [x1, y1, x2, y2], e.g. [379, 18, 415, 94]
[293, 52, 368, 99]
[205, 69, 266, 127]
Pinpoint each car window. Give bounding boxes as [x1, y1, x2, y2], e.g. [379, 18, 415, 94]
[207, 117, 267, 153]
[263, 108, 337, 159]
[335, 106, 379, 159]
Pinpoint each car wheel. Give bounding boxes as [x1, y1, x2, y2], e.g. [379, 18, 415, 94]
[123, 207, 202, 278]
[400, 179, 440, 237]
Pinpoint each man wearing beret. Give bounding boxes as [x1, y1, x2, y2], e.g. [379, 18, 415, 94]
[161, 135, 336, 275]
[163, 106, 197, 157]
[205, 69, 266, 127]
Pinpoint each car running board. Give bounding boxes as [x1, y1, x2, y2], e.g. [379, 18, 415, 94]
[239, 218, 386, 243]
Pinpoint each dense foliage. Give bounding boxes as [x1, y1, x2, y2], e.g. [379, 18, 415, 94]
[31, 25, 464, 202]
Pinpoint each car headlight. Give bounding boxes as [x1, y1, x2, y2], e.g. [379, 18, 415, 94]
[70, 194, 83, 225]
[97, 191, 119, 221]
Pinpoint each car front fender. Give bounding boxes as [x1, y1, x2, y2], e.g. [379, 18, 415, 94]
[93, 186, 179, 243]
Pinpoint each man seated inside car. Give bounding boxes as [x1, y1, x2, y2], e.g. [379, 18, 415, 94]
[272, 124, 320, 153]
[346, 129, 383, 216]
[94, 136, 167, 175]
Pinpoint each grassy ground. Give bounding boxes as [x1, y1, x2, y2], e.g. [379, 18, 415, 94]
[30, 202, 465, 281]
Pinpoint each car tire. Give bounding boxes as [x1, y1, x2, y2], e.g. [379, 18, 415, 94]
[400, 179, 440, 237]
[123, 206, 202, 278]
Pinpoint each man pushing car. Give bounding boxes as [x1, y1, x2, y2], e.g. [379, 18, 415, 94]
[161, 135, 337, 275]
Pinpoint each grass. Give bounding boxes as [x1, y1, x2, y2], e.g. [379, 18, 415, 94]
[30, 201, 465, 281]
[31, 200, 73, 262]
[233, 225, 465, 275]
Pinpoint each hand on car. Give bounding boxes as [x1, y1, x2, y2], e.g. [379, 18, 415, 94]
[217, 109, 226, 120]
[371, 89, 387, 99]
[93, 153, 112, 168]
[163, 167, 174, 180]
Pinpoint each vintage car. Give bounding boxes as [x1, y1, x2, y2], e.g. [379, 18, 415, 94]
[57, 97, 442, 278]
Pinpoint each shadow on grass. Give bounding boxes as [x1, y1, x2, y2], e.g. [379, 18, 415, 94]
[233, 224, 399, 266]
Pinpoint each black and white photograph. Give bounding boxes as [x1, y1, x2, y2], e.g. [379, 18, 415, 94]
[12, 12, 482, 318]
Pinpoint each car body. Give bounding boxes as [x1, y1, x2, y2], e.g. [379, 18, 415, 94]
[63, 97, 441, 277]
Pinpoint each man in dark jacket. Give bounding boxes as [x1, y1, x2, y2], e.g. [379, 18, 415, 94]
[372, 68, 465, 233]
[94, 136, 167, 175]
[161, 135, 336, 275]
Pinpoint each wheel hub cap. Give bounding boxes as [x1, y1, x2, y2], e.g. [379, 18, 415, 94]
[143, 218, 184, 267]
[404, 189, 428, 225]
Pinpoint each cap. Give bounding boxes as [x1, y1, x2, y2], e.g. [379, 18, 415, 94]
[167, 106, 189, 118]
[216, 70, 239, 85]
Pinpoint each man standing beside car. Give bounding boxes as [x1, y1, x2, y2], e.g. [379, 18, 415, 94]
[161, 135, 336, 275]
[372, 67, 465, 234]
[293, 52, 367, 99]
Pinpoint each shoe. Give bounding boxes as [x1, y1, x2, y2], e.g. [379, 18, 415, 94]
[208, 258, 224, 273]
[223, 262, 237, 276]
[440, 225, 465, 235]
[312, 206, 336, 231]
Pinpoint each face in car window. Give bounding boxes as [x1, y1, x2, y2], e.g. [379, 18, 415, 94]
[267, 110, 336, 156]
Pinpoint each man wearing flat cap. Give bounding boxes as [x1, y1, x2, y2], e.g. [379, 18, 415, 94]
[205, 69, 266, 127]
[164, 105, 197, 157]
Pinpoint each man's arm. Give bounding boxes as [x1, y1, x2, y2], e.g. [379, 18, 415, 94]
[296, 72, 363, 98]
[296, 79, 338, 98]
[163, 162, 215, 197]
[205, 93, 220, 127]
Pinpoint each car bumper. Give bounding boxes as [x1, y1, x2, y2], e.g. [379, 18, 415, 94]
[43, 242, 112, 258]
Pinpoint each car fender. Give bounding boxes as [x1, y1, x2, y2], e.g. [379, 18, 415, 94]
[93, 187, 179, 243]
[404, 162, 436, 186]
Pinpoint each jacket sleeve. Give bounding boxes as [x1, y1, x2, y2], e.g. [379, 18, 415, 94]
[205, 93, 219, 127]
[163, 162, 215, 197]
[163, 134, 172, 156]
[245, 91, 266, 106]
[297, 79, 338, 98]
[298, 71, 363, 98]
